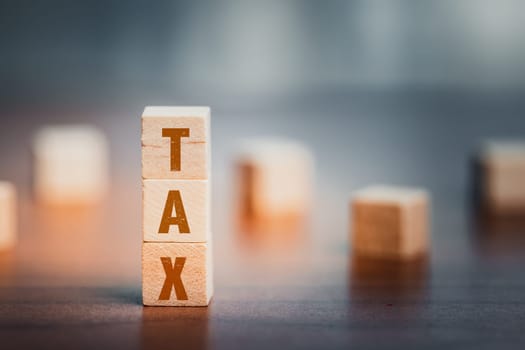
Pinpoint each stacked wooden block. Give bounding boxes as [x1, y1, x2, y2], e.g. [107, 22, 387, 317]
[142, 106, 213, 306]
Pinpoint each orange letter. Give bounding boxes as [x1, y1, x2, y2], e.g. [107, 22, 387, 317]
[158, 190, 190, 234]
[162, 128, 190, 171]
[159, 257, 188, 300]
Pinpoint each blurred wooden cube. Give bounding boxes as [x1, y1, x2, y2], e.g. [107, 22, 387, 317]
[351, 185, 429, 260]
[235, 139, 314, 221]
[478, 141, 525, 214]
[143, 179, 210, 243]
[0, 182, 16, 250]
[33, 125, 109, 205]
[142, 242, 213, 306]
[142, 106, 210, 180]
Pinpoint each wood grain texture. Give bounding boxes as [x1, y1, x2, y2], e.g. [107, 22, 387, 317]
[143, 179, 210, 242]
[480, 141, 525, 214]
[142, 242, 213, 306]
[32, 125, 109, 204]
[141, 106, 210, 180]
[235, 139, 313, 220]
[351, 186, 429, 260]
[0, 181, 16, 250]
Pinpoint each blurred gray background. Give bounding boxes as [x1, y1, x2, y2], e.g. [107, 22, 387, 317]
[2, 0, 525, 100]
[0, 0, 525, 100]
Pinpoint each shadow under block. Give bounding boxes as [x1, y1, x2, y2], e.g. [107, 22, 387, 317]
[479, 141, 525, 214]
[235, 138, 313, 220]
[143, 242, 213, 306]
[33, 125, 109, 204]
[351, 186, 429, 260]
[143, 179, 210, 243]
[0, 182, 16, 250]
[142, 106, 210, 180]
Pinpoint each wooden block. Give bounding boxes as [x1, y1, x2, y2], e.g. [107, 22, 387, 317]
[142, 242, 213, 306]
[0, 182, 16, 250]
[33, 125, 109, 205]
[235, 138, 314, 220]
[478, 141, 525, 214]
[143, 179, 210, 243]
[351, 185, 429, 260]
[142, 106, 210, 180]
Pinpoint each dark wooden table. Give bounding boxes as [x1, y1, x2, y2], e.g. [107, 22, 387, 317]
[1, 90, 525, 349]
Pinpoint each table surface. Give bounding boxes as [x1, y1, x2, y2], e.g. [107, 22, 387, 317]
[1, 90, 525, 349]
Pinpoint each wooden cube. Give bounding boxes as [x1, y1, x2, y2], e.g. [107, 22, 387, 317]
[478, 141, 525, 214]
[142, 106, 210, 180]
[143, 179, 210, 243]
[235, 138, 314, 220]
[351, 185, 429, 260]
[33, 125, 109, 204]
[142, 242, 213, 306]
[0, 182, 16, 250]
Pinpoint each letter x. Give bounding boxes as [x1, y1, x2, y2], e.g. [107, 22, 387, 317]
[158, 257, 188, 300]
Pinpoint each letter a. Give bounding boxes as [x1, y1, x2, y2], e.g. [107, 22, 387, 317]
[159, 257, 188, 300]
[162, 128, 190, 171]
[158, 190, 190, 234]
